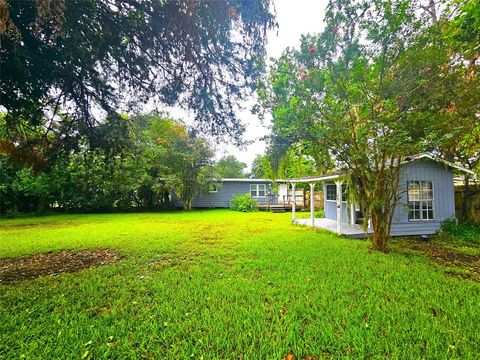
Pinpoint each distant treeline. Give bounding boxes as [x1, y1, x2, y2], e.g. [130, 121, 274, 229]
[1, 113, 219, 215]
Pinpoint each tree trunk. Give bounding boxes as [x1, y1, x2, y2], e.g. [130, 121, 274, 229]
[428, 0, 437, 22]
[37, 196, 47, 213]
[371, 211, 389, 252]
[183, 197, 192, 210]
[462, 177, 470, 219]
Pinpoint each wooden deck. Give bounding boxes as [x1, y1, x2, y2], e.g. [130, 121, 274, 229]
[294, 218, 372, 238]
[258, 204, 304, 213]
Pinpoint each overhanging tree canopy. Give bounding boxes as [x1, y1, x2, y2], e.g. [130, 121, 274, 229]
[0, 0, 276, 139]
[259, 0, 474, 251]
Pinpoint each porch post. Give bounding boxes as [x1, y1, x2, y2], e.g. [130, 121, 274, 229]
[309, 182, 315, 227]
[350, 202, 355, 225]
[336, 180, 342, 234]
[291, 182, 296, 223]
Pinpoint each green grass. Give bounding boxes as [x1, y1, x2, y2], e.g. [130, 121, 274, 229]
[293, 208, 325, 219]
[441, 219, 480, 244]
[1, 210, 479, 359]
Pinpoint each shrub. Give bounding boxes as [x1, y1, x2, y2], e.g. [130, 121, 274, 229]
[441, 218, 480, 243]
[231, 194, 258, 212]
[4, 207, 19, 219]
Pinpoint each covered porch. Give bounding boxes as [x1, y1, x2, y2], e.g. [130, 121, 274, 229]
[289, 174, 372, 238]
[295, 218, 372, 238]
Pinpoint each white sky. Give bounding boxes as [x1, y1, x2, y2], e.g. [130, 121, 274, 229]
[216, 0, 328, 172]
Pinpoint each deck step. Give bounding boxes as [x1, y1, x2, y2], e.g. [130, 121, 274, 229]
[258, 204, 288, 213]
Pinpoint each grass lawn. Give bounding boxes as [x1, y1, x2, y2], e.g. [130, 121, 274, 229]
[1, 210, 479, 359]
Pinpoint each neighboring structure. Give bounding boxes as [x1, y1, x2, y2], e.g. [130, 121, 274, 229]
[171, 179, 287, 209]
[170, 153, 475, 237]
[453, 176, 480, 219]
[292, 154, 476, 237]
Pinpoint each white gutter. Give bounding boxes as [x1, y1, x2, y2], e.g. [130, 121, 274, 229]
[290, 174, 342, 183]
[220, 178, 288, 183]
[407, 153, 476, 176]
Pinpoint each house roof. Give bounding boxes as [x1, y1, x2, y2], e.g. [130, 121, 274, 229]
[220, 178, 287, 183]
[288, 153, 476, 184]
[402, 153, 476, 176]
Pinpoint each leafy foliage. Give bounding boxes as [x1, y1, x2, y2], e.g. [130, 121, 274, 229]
[163, 133, 217, 210]
[230, 194, 258, 212]
[249, 154, 274, 179]
[273, 147, 318, 180]
[250, 148, 319, 180]
[441, 219, 480, 244]
[215, 155, 247, 178]
[418, 1, 480, 222]
[0, 112, 216, 213]
[0, 0, 276, 140]
[259, 0, 479, 251]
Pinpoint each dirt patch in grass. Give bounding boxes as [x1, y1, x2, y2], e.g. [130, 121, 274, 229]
[399, 240, 480, 281]
[0, 249, 122, 284]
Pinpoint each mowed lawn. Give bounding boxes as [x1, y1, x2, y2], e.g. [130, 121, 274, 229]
[1, 211, 479, 359]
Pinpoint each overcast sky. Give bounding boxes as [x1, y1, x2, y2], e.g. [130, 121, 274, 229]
[215, 0, 328, 171]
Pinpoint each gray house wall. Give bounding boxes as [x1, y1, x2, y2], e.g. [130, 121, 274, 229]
[172, 181, 277, 208]
[323, 159, 456, 236]
[390, 160, 455, 236]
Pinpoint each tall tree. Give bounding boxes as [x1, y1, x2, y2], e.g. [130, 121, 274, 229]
[249, 154, 273, 179]
[139, 113, 217, 210]
[423, 0, 480, 222]
[249, 147, 318, 180]
[0, 0, 276, 140]
[260, 0, 451, 251]
[0, 111, 218, 213]
[273, 147, 318, 180]
[215, 155, 247, 178]
[164, 132, 217, 210]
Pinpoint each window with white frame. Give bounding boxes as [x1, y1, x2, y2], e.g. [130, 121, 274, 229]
[209, 184, 218, 193]
[326, 184, 336, 201]
[325, 183, 348, 202]
[250, 184, 266, 197]
[408, 181, 434, 220]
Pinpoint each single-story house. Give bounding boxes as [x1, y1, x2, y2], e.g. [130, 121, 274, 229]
[292, 154, 477, 237]
[171, 179, 289, 209]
